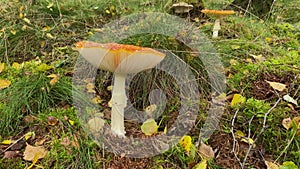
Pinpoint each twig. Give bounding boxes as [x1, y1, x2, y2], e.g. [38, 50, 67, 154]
[244, 0, 252, 17]
[230, 109, 244, 168]
[266, 0, 277, 22]
[55, 0, 62, 18]
[241, 98, 281, 167]
[292, 74, 300, 99]
[103, 143, 105, 169]
[275, 126, 297, 162]
[1, 134, 26, 154]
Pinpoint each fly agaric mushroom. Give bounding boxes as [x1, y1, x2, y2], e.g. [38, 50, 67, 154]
[172, 2, 193, 14]
[201, 9, 235, 38]
[75, 41, 165, 137]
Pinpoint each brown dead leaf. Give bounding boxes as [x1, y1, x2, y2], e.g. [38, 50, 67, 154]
[23, 144, 48, 161]
[60, 137, 71, 147]
[47, 116, 58, 126]
[199, 142, 215, 160]
[23, 115, 36, 123]
[265, 80, 286, 91]
[35, 138, 47, 146]
[265, 160, 280, 169]
[282, 117, 293, 130]
[71, 134, 80, 148]
[88, 117, 105, 132]
[4, 151, 20, 159]
[144, 104, 157, 117]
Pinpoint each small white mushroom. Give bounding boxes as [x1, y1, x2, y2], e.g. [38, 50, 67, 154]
[172, 2, 193, 14]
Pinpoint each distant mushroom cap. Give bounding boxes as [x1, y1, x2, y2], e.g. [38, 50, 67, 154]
[172, 2, 193, 14]
[75, 41, 165, 74]
[201, 9, 235, 16]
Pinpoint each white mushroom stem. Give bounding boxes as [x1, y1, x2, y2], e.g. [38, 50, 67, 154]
[212, 18, 221, 38]
[110, 73, 127, 137]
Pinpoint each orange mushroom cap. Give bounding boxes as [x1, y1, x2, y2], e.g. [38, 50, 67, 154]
[201, 9, 235, 16]
[75, 41, 165, 74]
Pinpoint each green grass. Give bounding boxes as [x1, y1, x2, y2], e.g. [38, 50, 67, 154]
[0, 67, 74, 135]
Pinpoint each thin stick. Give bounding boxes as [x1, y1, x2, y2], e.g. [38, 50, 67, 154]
[1, 134, 26, 154]
[242, 98, 281, 167]
[244, 0, 252, 17]
[230, 109, 244, 168]
[275, 127, 297, 162]
[103, 143, 105, 169]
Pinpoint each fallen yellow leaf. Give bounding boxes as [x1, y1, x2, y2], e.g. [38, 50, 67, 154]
[141, 118, 158, 136]
[241, 137, 255, 145]
[86, 83, 96, 93]
[234, 130, 245, 139]
[266, 80, 286, 92]
[193, 159, 207, 169]
[91, 96, 102, 104]
[24, 132, 35, 140]
[231, 94, 246, 107]
[179, 135, 192, 155]
[229, 59, 238, 65]
[23, 18, 31, 24]
[231, 45, 240, 50]
[12, 62, 21, 69]
[249, 54, 265, 62]
[26, 153, 39, 169]
[265, 160, 279, 169]
[10, 30, 17, 35]
[0, 62, 5, 73]
[0, 79, 11, 89]
[163, 125, 167, 134]
[19, 13, 24, 19]
[46, 33, 55, 39]
[41, 26, 51, 32]
[37, 63, 53, 72]
[47, 74, 59, 85]
[265, 37, 272, 43]
[108, 100, 112, 107]
[19, 5, 24, 12]
[1, 140, 15, 145]
[107, 85, 113, 91]
[68, 119, 75, 126]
